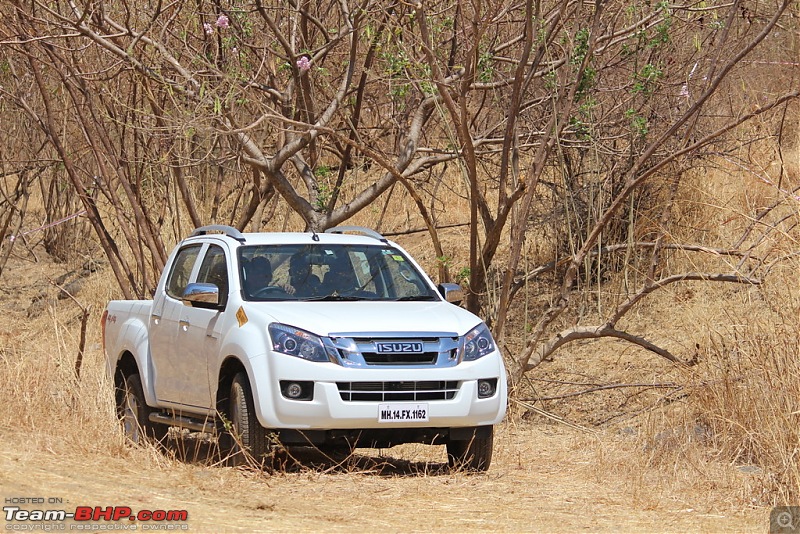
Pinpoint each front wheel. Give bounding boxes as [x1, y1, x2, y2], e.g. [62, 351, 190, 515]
[223, 371, 270, 466]
[117, 373, 167, 446]
[446, 426, 494, 472]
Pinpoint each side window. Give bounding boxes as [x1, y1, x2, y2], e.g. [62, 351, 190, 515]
[166, 245, 202, 299]
[196, 245, 229, 308]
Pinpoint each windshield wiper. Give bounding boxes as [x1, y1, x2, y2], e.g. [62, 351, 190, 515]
[393, 295, 438, 301]
[301, 294, 362, 301]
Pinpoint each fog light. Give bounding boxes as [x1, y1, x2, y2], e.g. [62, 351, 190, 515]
[280, 380, 314, 401]
[477, 378, 497, 399]
[286, 382, 303, 398]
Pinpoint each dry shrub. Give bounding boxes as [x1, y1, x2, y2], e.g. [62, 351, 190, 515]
[598, 270, 800, 507]
[0, 265, 134, 459]
[690, 311, 800, 505]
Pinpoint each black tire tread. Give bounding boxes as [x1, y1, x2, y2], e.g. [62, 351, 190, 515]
[228, 371, 269, 464]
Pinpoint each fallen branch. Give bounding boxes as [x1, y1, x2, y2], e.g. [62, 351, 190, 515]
[510, 398, 598, 434]
[524, 382, 682, 402]
[382, 222, 470, 237]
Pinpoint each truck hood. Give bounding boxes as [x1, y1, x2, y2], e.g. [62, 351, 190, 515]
[249, 301, 482, 337]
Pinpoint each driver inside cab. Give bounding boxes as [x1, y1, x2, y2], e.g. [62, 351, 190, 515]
[243, 256, 273, 298]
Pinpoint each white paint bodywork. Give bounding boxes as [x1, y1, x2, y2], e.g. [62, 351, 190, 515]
[104, 231, 507, 433]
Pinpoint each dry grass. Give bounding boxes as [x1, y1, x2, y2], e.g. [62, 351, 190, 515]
[690, 305, 800, 505]
[505, 160, 800, 509]
[0, 260, 133, 457]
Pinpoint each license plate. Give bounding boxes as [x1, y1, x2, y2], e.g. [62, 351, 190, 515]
[378, 403, 429, 423]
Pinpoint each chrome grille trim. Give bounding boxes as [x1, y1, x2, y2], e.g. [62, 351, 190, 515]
[324, 332, 463, 368]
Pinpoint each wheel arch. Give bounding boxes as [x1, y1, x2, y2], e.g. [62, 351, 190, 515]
[114, 352, 139, 394]
[113, 351, 146, 410]
[217, 356, 247, 416]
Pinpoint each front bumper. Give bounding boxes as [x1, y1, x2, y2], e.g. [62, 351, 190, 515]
[252, 351, 508, 432]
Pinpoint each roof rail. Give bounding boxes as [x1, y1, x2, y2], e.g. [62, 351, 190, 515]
[191, 225, 246, 242]
[324, 225, 387, 243]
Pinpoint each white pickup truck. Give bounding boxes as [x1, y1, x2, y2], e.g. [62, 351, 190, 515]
[103, 225, 507, 470]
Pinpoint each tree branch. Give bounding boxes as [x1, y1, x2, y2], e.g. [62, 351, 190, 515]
[523, 271, 760, 371]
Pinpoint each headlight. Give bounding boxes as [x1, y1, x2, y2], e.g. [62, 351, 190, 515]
[269, 323, 330, 362]
[462, 323, 496, 361]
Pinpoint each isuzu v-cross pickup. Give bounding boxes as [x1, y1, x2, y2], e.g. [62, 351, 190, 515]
[103, 225, 507, 470]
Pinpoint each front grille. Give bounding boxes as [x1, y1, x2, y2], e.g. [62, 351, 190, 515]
[337, 381, 459, 402]
[361, 351, 438, 365]
[326, 332, 462, 368]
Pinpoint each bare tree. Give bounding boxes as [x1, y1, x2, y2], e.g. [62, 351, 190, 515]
[0, 0, 796, 381]
[1, 0, 472, 292]
[394, 0, 797, 375]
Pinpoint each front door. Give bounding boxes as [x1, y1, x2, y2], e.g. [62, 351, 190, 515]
[173, 244, 228, 410]
[150, 244, 203, 404]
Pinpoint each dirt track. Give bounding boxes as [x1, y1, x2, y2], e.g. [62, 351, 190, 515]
[0, 424, 764, 533]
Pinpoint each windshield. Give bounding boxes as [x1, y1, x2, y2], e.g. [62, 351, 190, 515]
[238, 244, 440, 302]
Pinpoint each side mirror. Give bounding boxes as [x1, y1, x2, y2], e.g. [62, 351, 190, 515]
[438, 283, 464, 305]
[182, 283, 220, 309]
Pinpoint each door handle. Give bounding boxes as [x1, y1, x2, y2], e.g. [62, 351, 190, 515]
[179, 319, 190, 331]
[151, 314, 161, 325]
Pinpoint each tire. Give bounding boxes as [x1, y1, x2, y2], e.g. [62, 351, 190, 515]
[224, 371, 270, 465]
[446, 426, 494, 472]
[118, 373, 168, 445]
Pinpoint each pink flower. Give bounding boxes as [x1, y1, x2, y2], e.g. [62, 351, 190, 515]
[216, 14, 230, 29]
[296, 56, 311, 72]
[203, 22, 214, 35]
